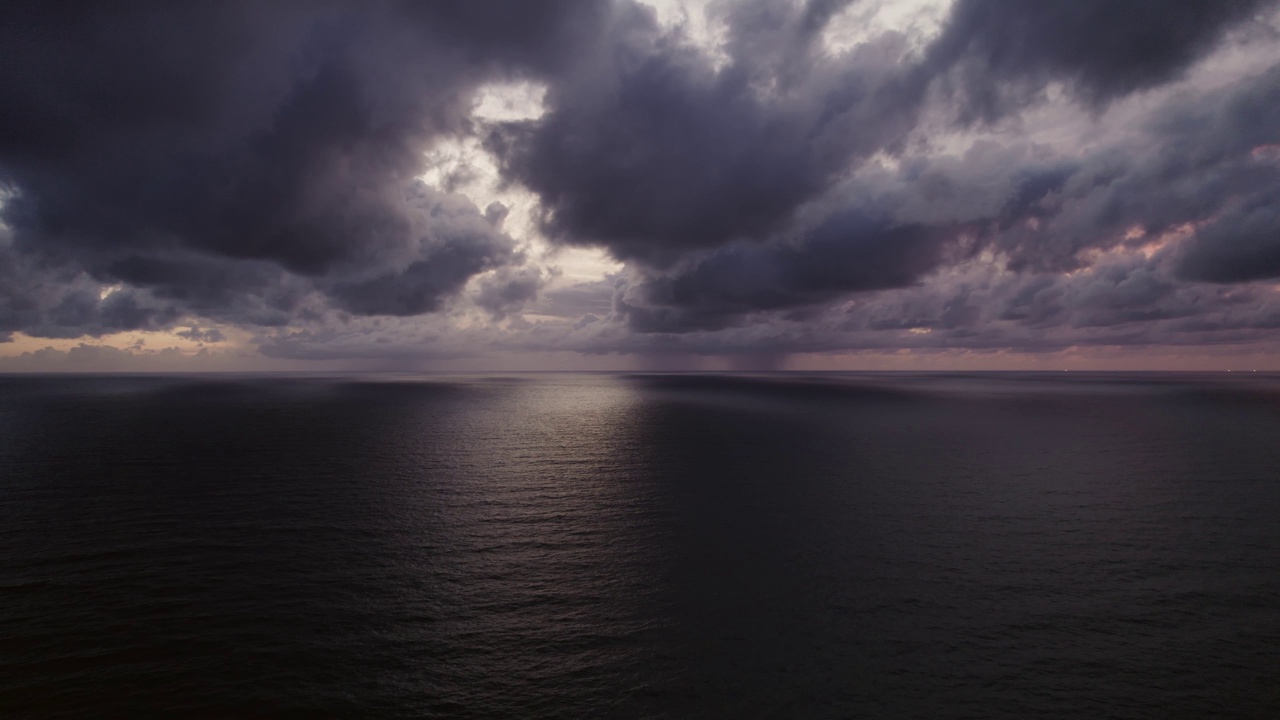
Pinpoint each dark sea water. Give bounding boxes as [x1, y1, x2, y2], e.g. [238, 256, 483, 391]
[2, 372, 1279, 718]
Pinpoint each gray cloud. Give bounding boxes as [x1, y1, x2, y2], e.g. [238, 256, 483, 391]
[484, 0, 1279, 343]
[1, 0, 1278, 364]
[997, 63, 1280, 274]
[175, 326, 227, 343]
[1176, 188, 1280, 282]
[610, 49, 1280, 333]
[617, 214, 965, 332]
[475, 266, 547, 320]
[489, 0, 929, 265]
[0, 0, 605, 338]
[927, 0, 1272, 121]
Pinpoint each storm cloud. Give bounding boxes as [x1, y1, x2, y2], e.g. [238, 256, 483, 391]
[927, 0, 1272, 118]
[1, 0, 1279, 366]
[0, 0, 603, 335]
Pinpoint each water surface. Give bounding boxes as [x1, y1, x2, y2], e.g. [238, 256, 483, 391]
[2, 372, 1279, 717]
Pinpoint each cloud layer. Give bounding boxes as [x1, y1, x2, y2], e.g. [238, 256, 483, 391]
[2, 0, 1279, 366]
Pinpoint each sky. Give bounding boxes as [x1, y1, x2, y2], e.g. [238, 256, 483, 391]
[2, 0, 1280, 371]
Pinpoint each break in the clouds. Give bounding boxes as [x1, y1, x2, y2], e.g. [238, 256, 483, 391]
[1, 0, 1279, 368]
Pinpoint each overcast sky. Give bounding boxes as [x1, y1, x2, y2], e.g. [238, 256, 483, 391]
[3, 0, 1280, 371]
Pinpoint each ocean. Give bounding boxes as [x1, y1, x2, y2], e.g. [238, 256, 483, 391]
[1, 372, 1278, 718]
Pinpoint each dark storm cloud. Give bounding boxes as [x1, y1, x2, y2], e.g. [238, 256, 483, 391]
[571, 254, 1280, 360]
[492, 0, 1273, 266]
[927, 0, 1272, 120]
[815, 249, 1280, 355]
[0, 0, 608, 338]
[485, 0, 1277, 338]
[1162, 64, 1280, 283]
[606, 136, 1082, 332]
[1, 0, 1278, 358]
[982, 62, 1280, 276]
[0, 242, 182, 339]
[1176, 187, 1280, 282]
[619, 43, 1280, 333]
[617, 213, 964, 332]
[489, 0, 928, 265]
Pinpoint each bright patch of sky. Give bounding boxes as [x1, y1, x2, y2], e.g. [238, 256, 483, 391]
[0, 185, 12, 240]
[423, 80, 623, 327]
[471, 80, 548, 123]
[639, 0, 731, 69]
[823, 0, 954, 56]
